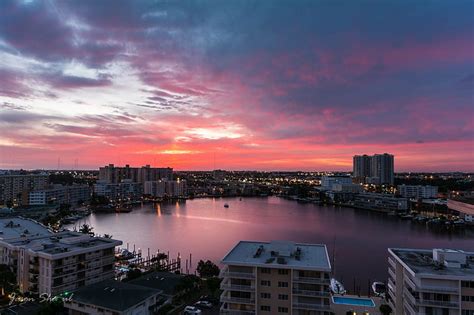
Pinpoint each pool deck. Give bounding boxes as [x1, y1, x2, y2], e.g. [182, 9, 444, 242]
[330, 294, 385, 315]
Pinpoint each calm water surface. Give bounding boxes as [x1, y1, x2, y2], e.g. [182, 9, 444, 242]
[70, 197, 474, 293]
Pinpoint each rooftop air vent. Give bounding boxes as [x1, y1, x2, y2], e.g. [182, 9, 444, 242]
[253, 245, 264, 258]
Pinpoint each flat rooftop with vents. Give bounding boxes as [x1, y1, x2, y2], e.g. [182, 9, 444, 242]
[221, 240, 331, 271]
[389, 248, 474, 278]
[0, 217, 51, 240]
[3, 229, 122, 259]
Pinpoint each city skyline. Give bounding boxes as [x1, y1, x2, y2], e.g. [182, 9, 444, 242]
[0, 1, 473, 171]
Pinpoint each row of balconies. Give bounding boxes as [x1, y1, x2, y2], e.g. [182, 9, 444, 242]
[221, 296, 255, 305]
[404, 276, 459, 294]
[219, 305, 255, 315]
[292, 288, 330, 297]
[403, 287, 459, 309]
[220, 284, 329, 298]
[52, 257, 114, 277]
[220, 271, 330, 285]
[292, 276, 330, 285]
[221, 283, 255, 292]
[221, 270, 255, 279]
[51, 270, 114, 289]
[292, 302, 331, 311]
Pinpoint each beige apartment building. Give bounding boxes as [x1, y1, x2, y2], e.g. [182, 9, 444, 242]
[0, 174, 49, 206]
[0, 218, 122, 295]
[388, 248, 474, 315]
[220, 240, 332, 315]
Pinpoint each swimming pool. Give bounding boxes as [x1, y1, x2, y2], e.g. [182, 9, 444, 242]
[332, 296, 375, 307]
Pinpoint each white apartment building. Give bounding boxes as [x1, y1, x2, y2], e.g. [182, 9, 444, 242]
[354, 193, 408, 212]
[28, 184, 91, 206]
[0, 218, 122, 295]
[220, 240, 332, 315]
[94, 179, 142, 201]
[388, 248, 474, 315]
[320, 176, 353, 191]
[398, 185, 438, 199]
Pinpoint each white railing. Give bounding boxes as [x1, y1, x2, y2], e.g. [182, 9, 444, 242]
[221, 283, 255, 291]
[221, 270, 255, 279]
[292, 288, 330, 297]
[221, 296, 255, 304]
[293, 277, 330, 284]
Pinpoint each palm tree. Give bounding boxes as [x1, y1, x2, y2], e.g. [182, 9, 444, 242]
[380, 304, 392, 315]
[79, 224, 94, 236]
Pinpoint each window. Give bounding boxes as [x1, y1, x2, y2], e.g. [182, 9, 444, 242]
[278, 281, 289, 288]
[261, 305, 271, 312]
[278, 294, 289, 300]
[261, 280, 271, 286]
[278, 307, 289, 313]
[462, 281, 474, 288]
[261, 268, 271, 274]
[278, 269, 289, 275]
[261, 292, 271, 299]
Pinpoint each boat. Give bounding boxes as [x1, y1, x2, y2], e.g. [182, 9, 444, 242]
[372, 281, 386, 297]
[330, 237, 346, 295]
[330, 278, 346, 295]
[115, 203, 133, 213]
[224, 203, 229, 208]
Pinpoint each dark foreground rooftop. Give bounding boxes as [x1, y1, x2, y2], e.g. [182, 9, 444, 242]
[70, 280, 161, 312]
[128, 271, 184, 296]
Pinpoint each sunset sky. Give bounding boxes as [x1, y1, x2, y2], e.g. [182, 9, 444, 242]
[0, 0, 473, 171]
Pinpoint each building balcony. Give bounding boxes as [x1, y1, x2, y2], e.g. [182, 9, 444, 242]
[221, 296, 255, 305]
[221, 270, 255, 280]
[417, 283, 458, 294]
[388, 267, 396, 280]
[403, 299, 418, 315]
[403, 287, 417, 306]
[416, 299, 459, 308]
[293, 276, 330, 285]
[388, 278, 396, 293]
[388, 257, 396, 269]
[292, 288, 330, 297]
[220, 283, 255, 292]
[220, 305, 255, 315]
[292, 302, 331, 311]
[28, 268, 39, 275]
[29, 275, 39, 283]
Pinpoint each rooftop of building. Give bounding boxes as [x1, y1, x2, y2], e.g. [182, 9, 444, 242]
[68, 279, 161, 312]
[221, 240, 331, 271]
[389, 248, 474, 279]
[2, 226, 121, 257]
[128, 271, 184, 296]
[0, 218, 52, 240]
